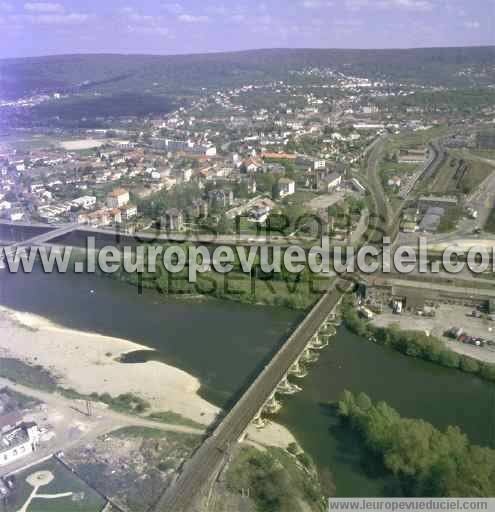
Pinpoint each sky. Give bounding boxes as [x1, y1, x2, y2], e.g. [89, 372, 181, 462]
[0, 0, 494, 58]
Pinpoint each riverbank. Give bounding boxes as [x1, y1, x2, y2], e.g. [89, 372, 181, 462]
[0, 305, 219, 425]
[342, 300, 495, 382]
[0, 305, 297, 449]
[372, 305, 495, 364]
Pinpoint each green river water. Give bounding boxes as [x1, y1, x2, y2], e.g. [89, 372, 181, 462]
[0, 266, 493, 497]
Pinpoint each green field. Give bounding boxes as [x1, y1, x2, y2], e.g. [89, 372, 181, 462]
[5, 458, 106, 512]
[468, 148, 495, 160]
[0, 134, 59, 153]
[427, 151, 494, 195]
[385, 125, 449, 153]
[379, 160, 419, 196]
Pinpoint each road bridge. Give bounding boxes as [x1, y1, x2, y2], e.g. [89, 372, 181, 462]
[0, 223, 79, 265]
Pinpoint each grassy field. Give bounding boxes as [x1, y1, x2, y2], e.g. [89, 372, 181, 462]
[385, 125, 449, 153]
[428, 155, 458, 193]
[0, 358, 57, 392]
[425, 151, 494, 195]
[148, 410, 205, 430]
[0, 134, 59, 153]
[109, 426, 201, 450]
[226, 446, 323, 512]
[466, 148, 495, 160]
[6, 458, 106, 512]
[379, 160, 419, 196]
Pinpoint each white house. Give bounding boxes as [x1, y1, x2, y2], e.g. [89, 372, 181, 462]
[0, 422, 40, 467]
[322, 172, 342, 192]
[121, 204, 138, 221]
[72, 196, 97, 210]
[10, 209, 24, 222]
[180, 168, 193, 183]
[107, 188, 130, 209]
[278, 178, 296, 198]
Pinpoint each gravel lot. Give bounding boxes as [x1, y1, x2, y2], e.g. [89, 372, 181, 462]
[372, 304, 495, 363]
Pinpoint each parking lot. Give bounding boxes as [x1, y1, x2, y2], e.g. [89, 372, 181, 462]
[372, 304, 495, 363]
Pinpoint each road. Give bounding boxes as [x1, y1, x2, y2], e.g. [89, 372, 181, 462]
[0, 133, 429, 510]
[0, 377, 204, 477]
[363, 135, 394, 242]
[0, 223, 79, 263]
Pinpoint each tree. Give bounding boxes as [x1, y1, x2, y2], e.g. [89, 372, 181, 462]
[338, 392, 495, 498]
[460, 356, 480, 374]
[439, 350, 460, 369]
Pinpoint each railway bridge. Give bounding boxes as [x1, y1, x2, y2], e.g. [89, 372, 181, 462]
[153, 279, 353, 512]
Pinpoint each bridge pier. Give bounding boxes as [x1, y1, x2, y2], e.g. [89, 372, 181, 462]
[309, 333, 329, 350]
[300, 347, 319, 364]
[263, 394, 282, 415]
[289, 359, 308, 379]
[252, 412, 267, 430]
[276, 375, 302, 395]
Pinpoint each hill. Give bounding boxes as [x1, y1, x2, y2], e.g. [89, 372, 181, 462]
[1, 46, 494, 100]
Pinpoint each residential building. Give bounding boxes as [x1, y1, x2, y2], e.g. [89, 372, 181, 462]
[398, 149, 426, 164]
[387, 176, 401, 188]
[321, 172, 342, 192]
[277, 178, 296, 198]
[418, 195, 458, 211]
[121, 204, 138, 221]
[209, 189, 234, 208]
[10, 209, 24, 222]
[190, 200, 209, 219]
[244, 157, 263, 174]
[0, 422, 40, 467]
[72, 196, 96, 210]
[247, 177, 257, 195]
[179, 168, 193, 183]
[107, 188, 130, 209]
[108, 208, 122, 224]
[162, 208, 185, 232]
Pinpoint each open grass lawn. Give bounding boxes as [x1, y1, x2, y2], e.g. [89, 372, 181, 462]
[6, 458, 105, 512]
[458, 158, 493, 193]
[27, 495, 103, 512]
[468, 148, 495, 161]
[425, 151, 494, 195]
[385, 125, 449, 153]
[428, 156, 458, 194]
[0, 134, 59, 153]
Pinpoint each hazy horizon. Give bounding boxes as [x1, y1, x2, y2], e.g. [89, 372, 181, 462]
[0, 0, 493, 59]
[2, 43, 495, 61]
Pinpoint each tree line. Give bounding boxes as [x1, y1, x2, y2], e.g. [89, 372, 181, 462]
[342, 300, 495, 383]
[338, 391, 495, 497]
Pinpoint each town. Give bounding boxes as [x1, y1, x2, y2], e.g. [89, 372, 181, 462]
[0, 40, 495, 512]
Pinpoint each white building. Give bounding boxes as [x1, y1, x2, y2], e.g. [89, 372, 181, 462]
[72, 196, 97, 210]
[121, 204, 138, 221]
[181, 168, 193, 183]
[322, 172, 342, 192]
[0, 422, 40, 467]
[107, 188, 130, 209]
[278, 178, 296, 198]
[10, 210, 24, 222]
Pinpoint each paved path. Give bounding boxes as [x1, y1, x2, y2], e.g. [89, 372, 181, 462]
[0, 377, 204, 478]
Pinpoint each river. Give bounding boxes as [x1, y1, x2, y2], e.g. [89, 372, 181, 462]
[0, 264, 493, 497]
